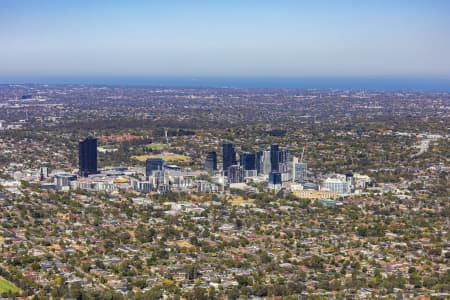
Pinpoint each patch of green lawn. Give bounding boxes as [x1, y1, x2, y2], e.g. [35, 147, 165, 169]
[144, 143, 168, 151]
[0, 277, 19, 294]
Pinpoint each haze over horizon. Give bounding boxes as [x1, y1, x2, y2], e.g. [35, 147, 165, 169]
[1, 0, 450, 87]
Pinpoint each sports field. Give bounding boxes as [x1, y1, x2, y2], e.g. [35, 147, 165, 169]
[132, 154, 191, 163]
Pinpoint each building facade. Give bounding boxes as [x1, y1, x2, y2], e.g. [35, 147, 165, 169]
[269, 171, 282, 185]
[256, 150, 271, 175]
[79, 136, 98, 177]
[323, 176, 350, 195]
[228, 165, 245, 184]
[204, 151, 218, 173]
[240, 152, 256, 171]
[222, 143, 237, 175]
[146, 158, 165, 187]
[270, 144, 279, 172]
[294, 162, 307, 182]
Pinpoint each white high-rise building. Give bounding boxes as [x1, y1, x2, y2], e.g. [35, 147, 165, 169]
[257, 150, 271, 175]
[323, 175, 350, 195]
[131, 179, 152, 193]
[54, 173, 77, 189]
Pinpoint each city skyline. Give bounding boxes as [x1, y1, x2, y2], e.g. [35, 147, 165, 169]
[0, 1, 449, 297]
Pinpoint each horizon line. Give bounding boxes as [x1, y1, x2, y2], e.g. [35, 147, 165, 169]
[1, 76, 450, 92]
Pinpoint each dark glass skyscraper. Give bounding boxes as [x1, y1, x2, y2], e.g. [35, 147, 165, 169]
[204, 151, 217, 173]
[146, 158, 165, 177]
[269, 171, 282, 185]
[270, 144, 279, 172]
[240, 152, 256, 170]
[222, 143, 237, 175]
[79, 136, 98, 177]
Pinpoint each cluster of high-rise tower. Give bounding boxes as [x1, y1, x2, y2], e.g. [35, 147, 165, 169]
[205, 143, 307, 186]
[78, 136, 307, 191]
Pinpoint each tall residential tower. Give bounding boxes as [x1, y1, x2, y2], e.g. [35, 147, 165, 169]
[79, 136, 98, 177]
[204, 151, 218, 173]
[270, 144, 279, 172]
[222, 143, 237, 175]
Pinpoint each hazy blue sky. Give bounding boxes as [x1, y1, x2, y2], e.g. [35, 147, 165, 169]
[1, 0, 450, 79]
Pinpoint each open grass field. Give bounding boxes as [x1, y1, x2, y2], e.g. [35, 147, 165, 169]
[229, 196, 254, 205]
[0, 277, 19, 294]
[132, 153, 191, 163]
[144, 143, 168, 151]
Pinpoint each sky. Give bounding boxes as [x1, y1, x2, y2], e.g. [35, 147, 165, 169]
[1, 0, 450, 81]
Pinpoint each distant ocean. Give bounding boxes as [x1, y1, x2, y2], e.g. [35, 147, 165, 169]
[1, 76, 450, 92]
